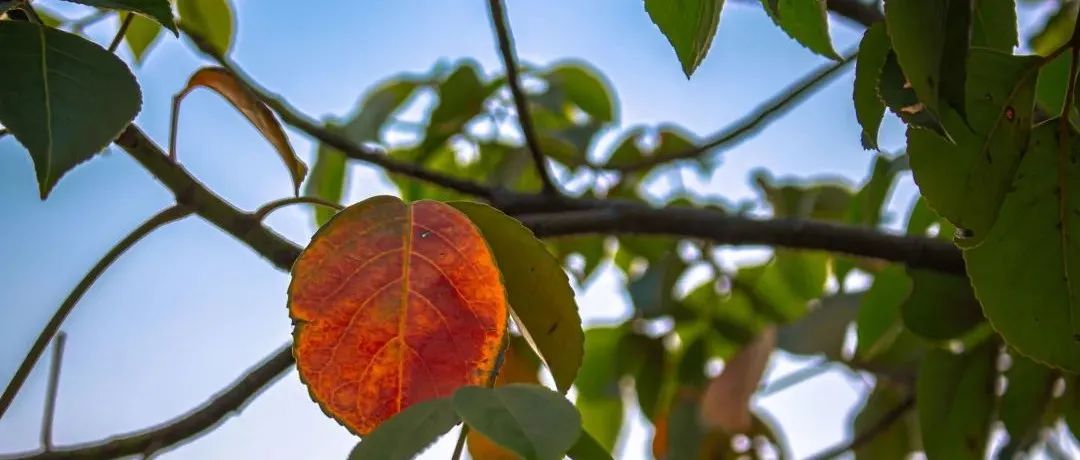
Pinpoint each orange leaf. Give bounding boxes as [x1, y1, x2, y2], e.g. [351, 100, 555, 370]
[288, 196, 508, 435]
[700, 326, 776, 433]
[171, 67, 307, 194]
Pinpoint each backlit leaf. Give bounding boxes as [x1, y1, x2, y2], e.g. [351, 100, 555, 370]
[855, 266, 912, 361]
[347, 396, 459, 460]
[289, 196, 508, 435]
[176, 67, 307, 194]
[901, 269, 983, 341]
[998, 353, 1057, 457]
[124, 13, 164, 64]
[1030, 1, 1077, 56]
[878, 52, 948, 136]
[884, 0, 948, 117]
[0, 21, 141, 199]
[971, 0, 1017, 52]
[566, 431, 614, 460]
[916, 341, 996, 460]
[449, 202, 583, 394]
[544, 62, 617, 122]
[420, 61, 495, 157]
[178, 0, 234, 56]
[576, 327, 626, 451]
[306, 143, 347, 228]
[644, 0, 724, 77]
[853, 22, 890, 150]
[853, 382, 918, 460]
[908, 50, 1038, 247]
[63, 0, 177, 33]
[761, 0, 840, 60]
[454, 384, 582, 460]
[965, 122, 1080, 372]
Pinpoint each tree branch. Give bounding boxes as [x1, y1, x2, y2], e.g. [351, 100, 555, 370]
[806, 394, 915, 460]
[179, 30, 494, 200]
[486, 0, 558, 194]
[605, 50, 855, 172]
[0, 345, 294, 460]
[39, 333, 66, 451]
[0, 205, 193, 419]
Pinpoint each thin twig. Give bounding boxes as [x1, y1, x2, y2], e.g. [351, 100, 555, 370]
[0, 206, 193, 419]
[486, 0, 558, 194]
[806, 395, 915, 460]
[605, 49, 856, 172]
[450, 425, 469, 460]
[0, 345, 294, 460]
[178, 28, 494, 200]
[252, 196, 344, 222]
[69, 9, 109, 34]
[758, 359, 832, 397]
[107, 12, 133, 53]
[39, 332, 66, 451]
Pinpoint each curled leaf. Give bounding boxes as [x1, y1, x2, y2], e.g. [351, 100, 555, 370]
[289, 196, 508, 435]
[172, 67, 307, 194]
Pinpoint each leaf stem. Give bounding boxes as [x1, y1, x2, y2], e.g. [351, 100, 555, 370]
[0, 205, 193, 419]
[39, 332, 66, 451]
[252, 196, 344, 222]
[450, 425, 469, 460]
[107, 12, 133, 53]
[485, 0, 558, 195]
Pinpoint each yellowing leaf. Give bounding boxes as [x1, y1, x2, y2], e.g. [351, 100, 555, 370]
[289, 196, 509, 435]
[173, 67, 307, 194]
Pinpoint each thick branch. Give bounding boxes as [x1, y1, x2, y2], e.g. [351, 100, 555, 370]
[486, 0, 558, 194]
[0, 345, 293, 460]
[519, 206, 965, 274]
[606, 51, 855, 172]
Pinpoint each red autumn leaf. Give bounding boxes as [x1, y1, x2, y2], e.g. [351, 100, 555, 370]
[288, 195, 508, 435]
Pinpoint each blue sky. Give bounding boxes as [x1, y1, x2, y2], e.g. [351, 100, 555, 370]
[0, 1, 1063, 459]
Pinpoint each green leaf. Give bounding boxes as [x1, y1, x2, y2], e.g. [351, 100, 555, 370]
[305, 143, 347, 227]
[753, 170, 853, 221]
[421, 61, 494, 157]
[853, 383, 917, 460]
[940, 0, 971, 118]
[604, 126, 697, 170]
[63, 0, 177, 34]
[628, 251, 685, 318]
[848, 154, 907, 229]
[626, 336, 666, 422]
[544, 63, 617, 122]
[998, 353, 1058, 457]
[124, 13, 164, 64]
[178, 0, 234, 56]
[908, 49, 1039, 247]
[454, 384, 582, 460]
[566, 431, 614, 460]
[643, 0, 724, 77]
[853, 22, 890, 150]
[761, 0, 840, 60]
[777, 292, 859, 360]
[971, 0, 1017, 52]
[878, 52, 948, 136]
[347, 397, 459, 460]
[449, 202, 584, 394]
[548, 236, 605, 284]
[964, 122, 1080, 372]
[576, 327, 625, 400]
[884, 0, 948, 117]
[855, 266, 912, 361]
[901, 269, 984, 341]
[1064, 375, 1080, 440]
[0, 21, 142, 199]
[916, 341, 997, 460]
[1030, 1, 1077, 56]
[577, 394, 623, 452]
[1036, 52, 1073, 117]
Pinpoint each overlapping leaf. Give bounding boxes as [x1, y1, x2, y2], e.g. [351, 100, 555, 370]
[853, 22, 889, 150]
[455, 384, 582, 460]
[916, 341, 996, 460]
[644, 0, 724, 77]
[289, 196, 508, 435]
[178, 0, 234, 56]
[965, 122, 1080, 372]
[63, 0, 177, 33]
